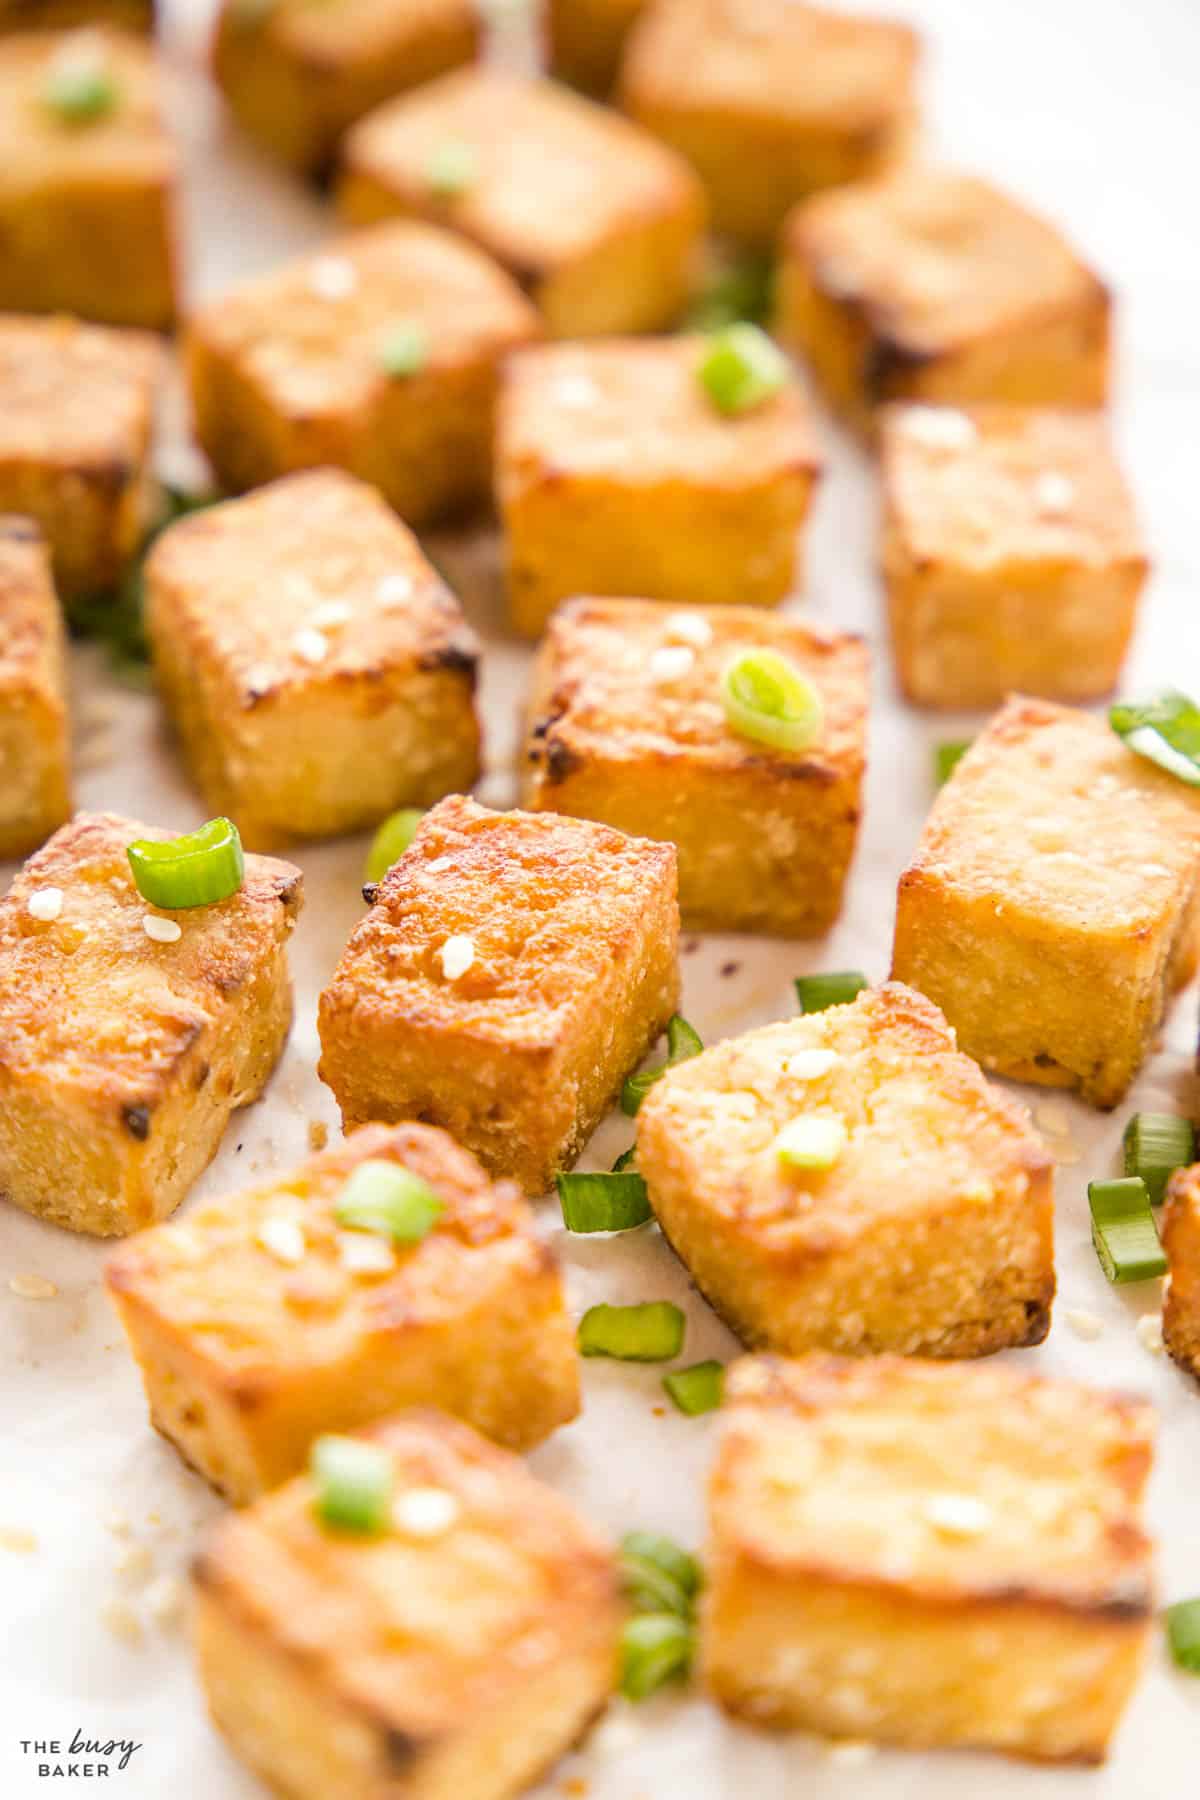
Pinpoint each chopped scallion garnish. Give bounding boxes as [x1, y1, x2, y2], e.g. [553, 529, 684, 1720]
[612, 1146, 637, 1173]
[379, 321, 429, 378]
[311, 1434, 393, 1535]
[721, 648, 822, 753]
[934, 739, 971, 785]
[619, 1613, 693, 1701]
[577, 1301, 685, 1362]
[685, 254, 773, 331]
[1110, 692, 1200, 787]
[696, 323, 788, 415]
[1123, 1113, 1196, 1206]
[1088, 1177, 1166, 1283]
[335, 1160, 443, 1243]
[127, 817, 244, 909]
[425, 138, 477, 196]
[364, 808, 423, 883]
[775, 1115, 846, 1171]
[43, 53, 119, 124]
[621, 1530, 701, 1617]
[794, 971, 867, 1014]
[662, 1360, 724, 1416]
[1165, 1598, 1200, 1672]
[621, 1015, 703, 1116]
[556, 1170, 651, 1233]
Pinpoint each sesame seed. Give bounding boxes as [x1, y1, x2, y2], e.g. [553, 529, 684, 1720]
[922, 1493, 992, 1537]
[1034, 470, 1075, 515]
[1064, 1308, 1104, 1341]
[142, 915, 182, 944]
[424, 855, 454, 874]
[337, 1231, 396, 1275]
[784, 1048, 840, 1081]
[440, 934, 475, 979]
[663, 610, 714, 648]
[310, 600, 353, 631]
[377, 572, 414, 605]
[647, 645, 695, 682]
[308, 256, 357, 301]
[590, 1709, 644, 1757]
[392, 1486, 461, 1538]
[255, 1216, 306, 1265]
[555, 374, 601, 408]
[292, 627, 329, 665]
[823, 1741, 877, 1766]
[9, 1273, 57, 1300]
[1136, 1313, 1164, 1355]
[901, 407, 977, 452]
[27, 887, 63, 922]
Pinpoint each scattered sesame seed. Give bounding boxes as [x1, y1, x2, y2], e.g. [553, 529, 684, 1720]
[1136, 1313, 1164, 1355]
[440, 934, 475, 980]
[823, 1740, 877, 1766]
[310, 600, 353, 631]
[901, 407, 976, 452]
[663, 610, 714, 648]
[292, 627, 329, 665]
[1034, 1102, 1072, 1135]
[377, 572, 414, 605]
[308, 256, 357, 300]
[1064, 1308, 1104, 1341]
[589, 1709, 644, 1757]
[142, 914, 182, 944]
[0, 1526, 38, 1554]
[143, 1573, 187, 1626]
[784, 1048, 840, 1081]
[27, 887, 63, 922]
[1034, 470, 1075, 515]
[922, 1493, 992, 1538]
[392, 1486, 460, 1538]
[555, 374, 600, 408]
[9, 1273, 57, 1300]
[647, 645, 695, 682]
[338, 1231, 396, 1276]
[255, 1216, 306, 1265]
[100, 1599, 144, 1645]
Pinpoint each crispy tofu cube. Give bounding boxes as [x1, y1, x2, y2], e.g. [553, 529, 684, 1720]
[318, 794, 680, 1194]
[0, 28, 176, 328]
[522, 598, 866, 935]
[0, 811, 301, 1236]
[106, 1121, 579, 1502]
[776, 167, 1110, 434]
[1162, 1163, 1200, 1381]
[892, 697, 1200, 1107]
[145, 469, 481, 852]
[879, 405, 1148, 708]
[620, 0, 919, 247]
[498, 339, 822, 637]
[338, 68, 706, 338]
[0, 314, 161, 599]
[0, 518, 70, 859]
[214, 0, 478, 175]
[547, 0, 645, 96]
[193, 1410, 620, 1800]
[702, 1354, 1155, 1762]
[637, 982, 1054, 1356]
[186, 221, 540, 527]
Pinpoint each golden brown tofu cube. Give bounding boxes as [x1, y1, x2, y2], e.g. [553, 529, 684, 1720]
[547, 0, 645, 97]
[0, 28, 177, 328]
[522, 598, 866, 935]
[892, 697, 1200, 1108]
[106, 1121, 579, 1502]
[879, 404, 1148, 707]
[145, 469, 481, 852]
[776, 167, 1110, 434]
[193, 1410, 620, 1800]
[0, 1, 153, 30]
[621, 0, 919, 247]
[318, 794, 680, 1194]
[1162, 1163, 1200, 1382]
[214, 0, 478, 176]
[338, 68, 706, 338]
[0, 314, 161, 599]
[498, 339, 822, 637]
[638, 982, 1054, 1356]
[186, 221, 540, 527]
[702, 1354, 1155, 1762]
[0, 811, 301, 1236]
[0, 518, 70, 858]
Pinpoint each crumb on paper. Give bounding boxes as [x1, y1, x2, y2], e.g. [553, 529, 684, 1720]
[100, 1599, 144, 1645]
[1064, 1308, 1104, 1341]
[9, 1273, 58, 1300]
[1136, 1313, 1164, 1355]
[823, 1739, 877, 1766]
[115, 1543, 154, 1583]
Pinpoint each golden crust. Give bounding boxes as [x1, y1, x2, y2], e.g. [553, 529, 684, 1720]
[636, 981, 1054, 1356]
[0, 0, 152, 28]
[0, 516, 70, 857]
[522, 598, 865, 934]
[547, 0, 645, 96]
[1162, 1163, 1200, 1380]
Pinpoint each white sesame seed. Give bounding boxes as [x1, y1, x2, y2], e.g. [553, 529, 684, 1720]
[663, 610, 714, 648]
[255, 1216, 306, 1265]
[310, 600, 353, 631]
[923, 1493, 992, 1538]
[555, 374, 600, 408]
[142, 915, 182, 944]
[392, 1486, 461, 1538]
[292, 627, 329, 665]
[1034, 1102, 1072, 1135]
[144, 1573, 187, 1626]
[9, 1273, 58, 1300]
[901, 407, 977, 452]
[308, 256, 357, 301]
[824, 1740, 877, 1766]
[1064, 1308, 1104, 1341]
[1136, 1313, 1164, 1355]
[424, 855, 454, 874]
[376, 572, 414, 606]
[440, 934, 475, 979]
[784, 1048, 840, 1081]
[1034, 471, 1075, 515]
[590, 1708, 645, 1757]
[337, 1231, 397, 1275]
[647, 645, 695, 682]
[27, 887, 63, 922]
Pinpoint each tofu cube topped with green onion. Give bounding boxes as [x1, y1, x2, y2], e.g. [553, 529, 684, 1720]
[636, 981, 1055, 1358]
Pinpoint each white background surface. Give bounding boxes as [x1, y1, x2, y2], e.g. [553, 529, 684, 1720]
[2, 0, 1200, 1794]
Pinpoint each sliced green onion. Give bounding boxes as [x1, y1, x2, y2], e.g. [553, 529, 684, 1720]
[794, 971, 867, 1014]
[685, 254, 773, 331]
[619, 1613, 693, 1701]
[557, 1170, 650, 1233]
[775, 1115, 847, 1171]
[311, 1434, 393, 1535]
[364, 808, 423, 883]
[934, 739, 971, 785]
[43, 55, 119, 124]
[721, 649, 823, 753]
[336, 1160, 442, 1243]
[1165, 1598, 1200, 1672]
[662, 1360, 724, 1416]
[127, 817, 244, 909]
[1110, 692, 1200, 788]
[696, 323, 789, 416]
[621, 1015, 704, 1115]
[612, 1146, 637, 1173]
[621, 1531, 701, 1617]
[425, 138, 477, 197]
[379, 321, 429, 378]
[1088, 1177, 1166, 1284]
[578, 1301, 685, 1362]
[1124, 1112, 1196, 1206]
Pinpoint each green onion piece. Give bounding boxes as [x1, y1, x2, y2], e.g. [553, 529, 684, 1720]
[721, 648, 823, 753]
[43, 55, 119, 123]
[557, 1170, 651, 1233]
[620, 1531, 702, 1616]
[365, 808, 423, 883]
[662, 1360, 724, 1416]
[776, 1115, 847, 1171]
[127, 817, 245, 909]
[612, 1146, 637, 1173]
[1123, 1112, 1196, 1206]
[934, 739, 971, 785]
[425, 138, 477, 196]
[578, 1301, 685, 1362]
[621, 1015, 704, 1115]
[794, 971, 867, 1014]
[379, 321, 429, 378]
[335, 1160, 443, 1243]
[685, 254, 773, 330]
[311, 1434, 393, 1534]
[1110, 692, 1200, 788]
[619, 1613, 693, 1701]
[1088, 1177, 1167, 1283]
[1165, 1598, 1200, 1672]
[696, 323, 789, 416]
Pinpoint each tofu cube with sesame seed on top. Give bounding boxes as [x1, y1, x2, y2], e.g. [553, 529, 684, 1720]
[702, 1354, 1155, 1762]
[891, 696, 1200, 1107]
[192, 1410, 620, 1800]
[318, 794, 680, 1195]
[636, 982, 1055, 1358]
[185, 220, 541, 527]
[522, 598, 866, 936]
[105, 1122, 579, 1503]
[497, 338, 821, 638]
[1161, 1164, 1200, 1382]
[144, 468, 481, 852]
[0, 518, 70, 859]
[0, 812, 301, 1237]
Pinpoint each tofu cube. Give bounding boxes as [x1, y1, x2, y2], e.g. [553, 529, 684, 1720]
[0, 314, 161, 598]
[637, 982, 1055, 1356]
[214, 0, 478, 175]
[0, 2, 153, 30]
[318, 794, 680, 1194]
[0, 811, 301, 1236]
[0, 518, 70, 859]
[106, 1121, 580, 1502]
[776, 167, 1110, 434]
[702, 1354, 1155, 1762]
[186, 221, 540, 527]
[1162, 1163, 1200, 1382]
[338, 68, 706, 339]
[880, 405, 1148, 707]
[0, 28, 176, 328]
[145, 469, 481, 852]
[193, 1411, 620, 1800]
[547, 0, 645, 96]
[498, 339, 822, 638]
[892, 697, 1200, 1107]
[620, 0, 919, 247]
[522, 598, 866, 935]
